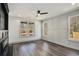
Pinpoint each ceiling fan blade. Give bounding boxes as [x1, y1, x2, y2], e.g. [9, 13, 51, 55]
[40, 12, 48, 15]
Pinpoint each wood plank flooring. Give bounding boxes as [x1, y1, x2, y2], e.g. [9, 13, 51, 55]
[7, 40, 79, 56]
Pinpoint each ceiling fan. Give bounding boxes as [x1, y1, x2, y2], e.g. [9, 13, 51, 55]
[36, 10, 48, 17]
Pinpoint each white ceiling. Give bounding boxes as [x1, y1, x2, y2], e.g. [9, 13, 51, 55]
[8, 3, 79, 20]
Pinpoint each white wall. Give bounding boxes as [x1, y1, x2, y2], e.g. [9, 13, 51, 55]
[42, 9, 79, 50]
[9, 16, 41, 44]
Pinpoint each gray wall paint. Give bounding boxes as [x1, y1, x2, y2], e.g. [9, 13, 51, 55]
[42, 9, 79, 50]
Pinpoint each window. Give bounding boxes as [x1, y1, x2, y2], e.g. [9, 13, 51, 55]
[19, 21, 35, 37]
[69, 15, 79, 41]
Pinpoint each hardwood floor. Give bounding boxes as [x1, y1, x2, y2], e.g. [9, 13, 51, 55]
[7, 40, 79, 56]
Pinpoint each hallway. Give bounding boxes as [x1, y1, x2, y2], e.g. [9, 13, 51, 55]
[8, 40, 79, 56]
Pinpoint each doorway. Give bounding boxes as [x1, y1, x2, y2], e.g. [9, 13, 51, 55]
[43, 22, 48, 38]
